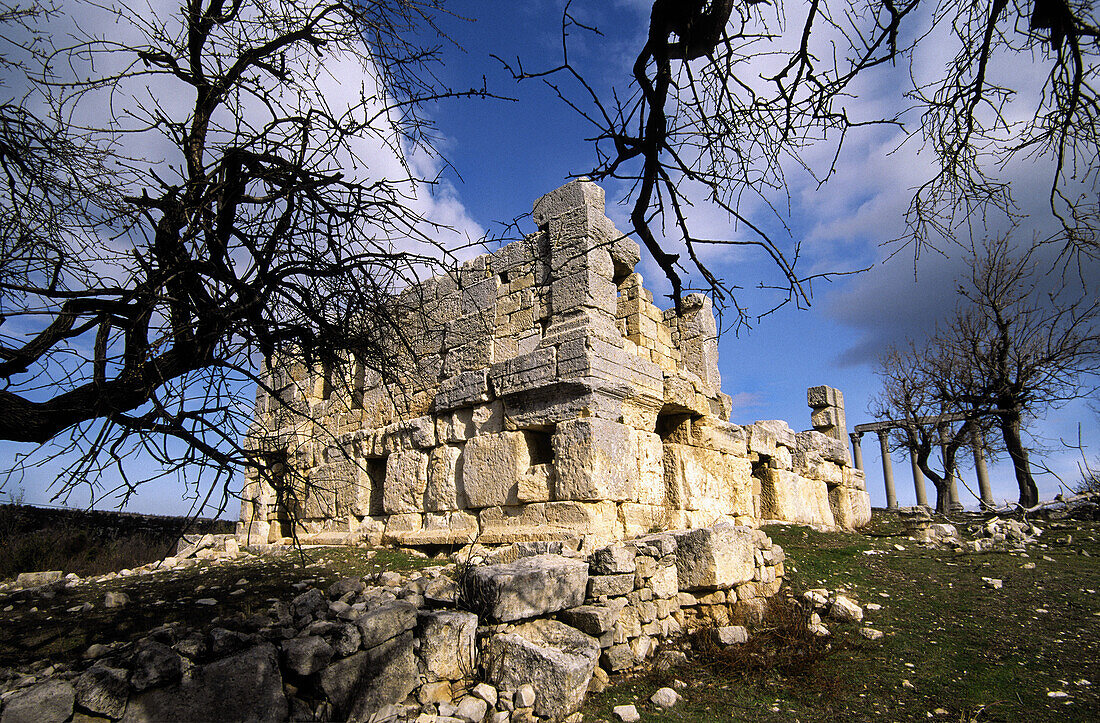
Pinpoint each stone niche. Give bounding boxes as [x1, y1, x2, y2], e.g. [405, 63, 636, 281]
[237, 180, 871, 547]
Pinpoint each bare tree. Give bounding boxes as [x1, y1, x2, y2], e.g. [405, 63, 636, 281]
[498, 1, 1100, 329]
[0, 0, 489, 509]
[872, 340, 986, 512]
[874, 236, 1100, 508]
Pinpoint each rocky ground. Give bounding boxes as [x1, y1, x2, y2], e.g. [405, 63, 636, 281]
[585, 508, 1100, 722]
[1, 508, 1097, 722]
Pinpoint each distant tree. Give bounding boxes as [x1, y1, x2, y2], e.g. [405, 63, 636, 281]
[0, 0, 486, 508]
[502, 1, 1100, 328]
[871, 341, 986, 513]
[874, 236, 1100, 508]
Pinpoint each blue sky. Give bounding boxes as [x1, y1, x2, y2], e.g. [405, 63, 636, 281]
[2, 0, 1097, 515]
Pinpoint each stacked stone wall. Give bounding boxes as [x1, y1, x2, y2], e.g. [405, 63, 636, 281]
[238, 180, 870, 547]
[0, 523, 784, 723]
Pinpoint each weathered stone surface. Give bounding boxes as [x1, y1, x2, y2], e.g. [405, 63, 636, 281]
[469, 554, 588, 623]
[463, 431, 533, 508]
[1, 680, 74, 723]
[589, 545, 637, 575]
[586, 574, 634, 598]
[650, 687, 681, 709]
[830, 595, 864, 623]
[673, 525, 755, 590]
[129, 641, 183, 692]
[75, 664, 128, 719]
[320, 632, 417, 720]
[14, 570, 63, 588]
[355, 601, 418, 650]
[478, 501, 621, 545]
[559, 601, 624, 636]
[712, 625, 749, 646]
[664, 444, 753, 517]
[552, 418, 635, 502]
[418, 610, 477, 681]
[486, 619, 600, 721]
[426, 444, 466, 511]
[760, 468, 835, 528]
[280, 635, 334, 676]
[383, 449, 429, 514]
[121, 644, 286, 723]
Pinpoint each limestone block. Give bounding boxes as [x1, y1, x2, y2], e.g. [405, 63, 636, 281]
[559, 601, 625, 636]
[518, 463, 553, 503]
[120, 645, 286, 723]
[468, 554, 589, 622]
[441, 339, 491, 379]
[633, 430, 666, 506]
[746, 424, 778, 458]
[690, 420, 748, 456]
[383, 511, 478, 546]
[322, 632, 417, 721]
[759, 468, 836, 528]
[433, 370, 491, 412]
[553, 418, 636, 502]
[383, 449, 429, 514]
[649, 564, 679, 599]
[463, 431, 534, 508]
[843, 466, 867, 491]
[672, 524, 756, 590]
[751, 420, 797, 449]
[619, 503, 681, 539]
[380, 416, 436, 452]
[664, 445, 753, 516]
[2, 680, 74, 723]
[663, 373, 709, 416]
[485, 619, 600, 721]
[532, 177, 605, 228]
[426, 444, 465, 511]
[795, 429, 850, 467]
[589, 545, 637, 575]
[489, 347, 557, 397]
[769, 445, 793, 470]
[478, 501, 622, 545]
[807, 385, 843, 409]
[418, 611, 477, 681]
[354, 601, 418, 650]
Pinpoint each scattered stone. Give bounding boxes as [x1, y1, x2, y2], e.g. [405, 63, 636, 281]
[129, 641, 183, 692]
[613, 704, 640, 722]
[514, 684, 536, 709]
[650, 687, 681, 709]
[859, 627, 884, 641]
[711, 625, 749, 646]
[195, 598, 218, 606]
[471, 682, 498, 706]
[829, 595, 863, 623]
[104, 591, 130, 609]
[455, 695, 488, 723]
[982, 577, 1003, 590]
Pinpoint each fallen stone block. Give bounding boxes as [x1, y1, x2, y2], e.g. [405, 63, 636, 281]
[486, 619, 600, 721]
[120, 644, 286, 723]
[1, 680, 75, 723]
[320, 632, 417, 721]
[468, 554, 588, 623]
[418, 610, 477, 681]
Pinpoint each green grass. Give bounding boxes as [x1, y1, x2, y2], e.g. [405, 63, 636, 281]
[584, 513, 1100, 722]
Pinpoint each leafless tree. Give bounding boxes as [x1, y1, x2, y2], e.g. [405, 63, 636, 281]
[498, 1, 1100, 329]
[871, 341, 987, 512]
[874, 236, 1100, 508]
[0, 0, 489, 511]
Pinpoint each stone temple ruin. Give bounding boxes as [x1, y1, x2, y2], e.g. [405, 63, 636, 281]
[237, 180, 871, 547]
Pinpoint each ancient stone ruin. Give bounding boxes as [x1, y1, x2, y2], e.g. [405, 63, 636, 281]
[238, 179, 871, 547]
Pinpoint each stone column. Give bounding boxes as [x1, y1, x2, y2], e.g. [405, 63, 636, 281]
[876, 431, 898, 510]
[909, 448, 929, 507]
[971, 428, 994, 509]
[850, 432, 864, 471]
